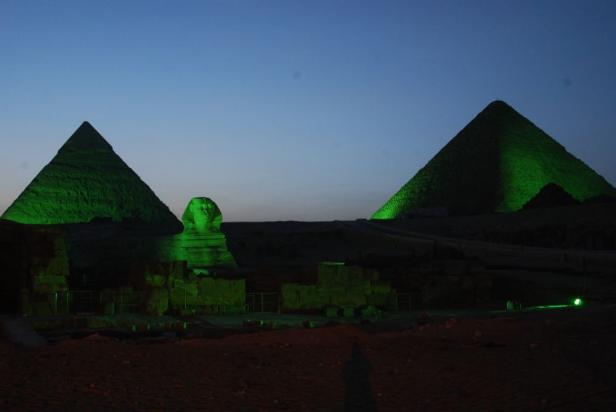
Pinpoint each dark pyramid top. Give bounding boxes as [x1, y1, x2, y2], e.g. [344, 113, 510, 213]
[522, 183, 579, 210]
[2, 122, 182, 229]
[372, 100, 616, 218]
[59, 121, 113, 152]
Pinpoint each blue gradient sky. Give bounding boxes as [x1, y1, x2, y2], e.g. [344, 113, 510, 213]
[1, 0, 615, 221]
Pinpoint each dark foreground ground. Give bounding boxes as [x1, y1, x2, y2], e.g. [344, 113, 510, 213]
[2, 305, 616, 411]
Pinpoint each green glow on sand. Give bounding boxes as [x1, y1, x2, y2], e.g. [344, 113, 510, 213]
[529, 298, 583, 311]
[531, 304, 569, 310]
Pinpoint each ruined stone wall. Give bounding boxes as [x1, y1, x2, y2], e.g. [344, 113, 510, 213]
[281, 263, 394, 312]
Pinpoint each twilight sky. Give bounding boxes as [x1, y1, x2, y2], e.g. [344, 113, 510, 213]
[1, 0, 615, 222]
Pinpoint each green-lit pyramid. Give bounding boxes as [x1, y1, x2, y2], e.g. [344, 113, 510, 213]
[2, 121, 181, 229]
[373, 100, 616, 219]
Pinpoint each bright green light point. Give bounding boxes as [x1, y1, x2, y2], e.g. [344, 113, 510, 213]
[573, 298, 583, 306]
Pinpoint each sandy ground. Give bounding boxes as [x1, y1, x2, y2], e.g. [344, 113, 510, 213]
[2, 306, 616, 411]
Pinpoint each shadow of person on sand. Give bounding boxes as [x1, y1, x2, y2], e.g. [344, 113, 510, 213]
[343, 342, 377, 412]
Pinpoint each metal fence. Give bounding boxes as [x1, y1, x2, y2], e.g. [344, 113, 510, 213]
[34, 290, 146, 315]
[35, 290, 284, 316]
[394, 293, 412, 312]
[246, 292, 279, 313]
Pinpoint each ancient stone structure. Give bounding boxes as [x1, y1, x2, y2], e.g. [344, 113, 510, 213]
[139, 261, 245, 316]
[157, 197, 236, 271]
[182, 197, 222, 233]
[522, 183, 579, 210]
[2, 121, 181, 232]
[373, 100, 616, 219]
[178, 197, 236, 270]
[281, 262, 393, 312]
[0, 123, 241, 316]
[0, 221, 69, 314]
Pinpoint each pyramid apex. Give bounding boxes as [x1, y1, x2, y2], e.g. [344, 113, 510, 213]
[372, 100, 616, 218]
[471, 100, 523, 125]
[488, 99, 508, 106]
[59, 121, 113, 153]
[2, 121, 182, 229]
[483, 99, 515, 112]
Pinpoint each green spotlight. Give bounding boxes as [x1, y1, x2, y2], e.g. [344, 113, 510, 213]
[573, 297, 583, 306]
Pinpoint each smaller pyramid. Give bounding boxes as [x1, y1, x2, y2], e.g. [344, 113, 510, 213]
[522, 183, 579, 210]
[2, 122, 181, 230]
[372, 101, 616, 218]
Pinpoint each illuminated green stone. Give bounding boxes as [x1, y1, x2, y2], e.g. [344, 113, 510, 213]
[2, 122, 181, 229]
[573, 297, 583, 306]
[182, 197, 222, 234]
[156, 197, 236, 269]
[372, 101, 616, 219]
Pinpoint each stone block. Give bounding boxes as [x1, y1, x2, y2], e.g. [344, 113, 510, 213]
[144, 273, 166, 288]
[342, 307, 355, 318]
[325, 306, 339, 318]
[281, 283, 328, 310]
[170, 282, 199, 308]
[361, 305, 382, 318]
[146, 288, 169, 316]
[197, 277, 245, 308]
[32, 275, 67, 294]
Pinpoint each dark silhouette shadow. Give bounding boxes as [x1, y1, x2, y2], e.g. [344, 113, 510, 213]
[343, 342, 377, 412]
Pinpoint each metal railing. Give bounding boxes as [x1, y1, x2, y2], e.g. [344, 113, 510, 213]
[33, 290, 146, 315]
[246, 292, 279, 313]
[392, 292, 412, 312]
[35, 290, 284, 315]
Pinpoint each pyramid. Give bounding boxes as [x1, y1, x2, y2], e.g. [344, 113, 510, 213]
[2, 122, 181, 229]
[372, 100, 616, 218]
[522, 183, 579, 210]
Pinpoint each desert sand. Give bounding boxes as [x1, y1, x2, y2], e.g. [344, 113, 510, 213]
[2, 305, 615, 411]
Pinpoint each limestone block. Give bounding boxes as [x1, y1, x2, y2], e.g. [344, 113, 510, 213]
[342, 307, 355, 318]
[325, 307, 339, 318]
[281, 283, 302, 310]
[371, 281, 392, 295]
[144, 273, 166, 288]
[318, 264, 379, 288]
[196, 277, 245, 308]
[32, 275, 68, 294]
[170, 282, 199, 308]
[367, 292, 393, 307]
[361, 305, 382, 318]
[281, 283, 328, 310]
[331, 288, 367, 308]
[145, 288, 169, 316]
